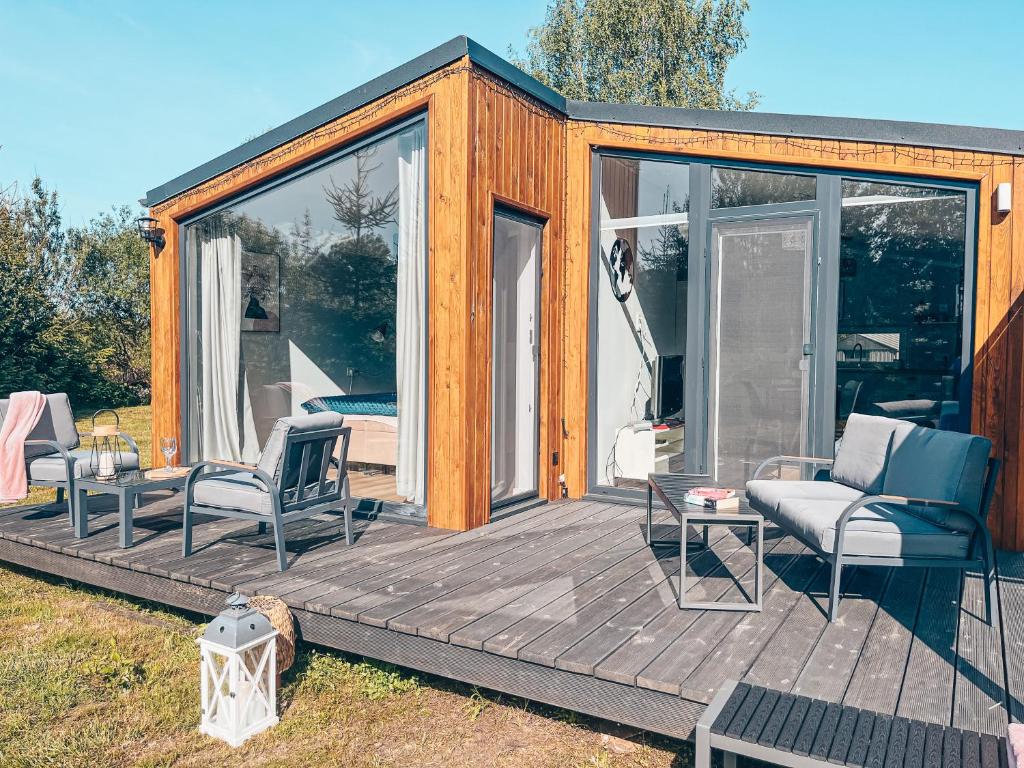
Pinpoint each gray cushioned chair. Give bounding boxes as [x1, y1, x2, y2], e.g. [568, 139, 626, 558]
[747, 413, 999, 623]
[183, 412, 352, 571]
[0, 393, 140, 526]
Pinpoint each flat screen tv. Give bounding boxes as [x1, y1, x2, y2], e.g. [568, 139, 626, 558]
[652, 355, 685, 421]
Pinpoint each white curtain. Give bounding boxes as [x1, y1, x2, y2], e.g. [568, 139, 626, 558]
[199, 220, 245, 462]
[395, 125, 427, 505]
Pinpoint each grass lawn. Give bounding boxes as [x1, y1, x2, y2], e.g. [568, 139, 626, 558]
[0, 570, 692, 768]
[0, 404, 694, 767]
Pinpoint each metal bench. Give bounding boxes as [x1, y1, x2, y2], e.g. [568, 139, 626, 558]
[696, 680, 1010, 768]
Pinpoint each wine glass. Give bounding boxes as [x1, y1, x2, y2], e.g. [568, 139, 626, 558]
[160, 437, 178, 470]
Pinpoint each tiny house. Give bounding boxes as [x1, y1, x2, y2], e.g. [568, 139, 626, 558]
[144, 36, 1024, 547]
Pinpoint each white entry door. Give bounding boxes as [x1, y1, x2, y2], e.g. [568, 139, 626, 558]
[491, 211, 542, 506]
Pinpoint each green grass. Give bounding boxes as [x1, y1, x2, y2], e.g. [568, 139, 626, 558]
[1, 404, 153, 510]
[0, 568, 692, 768]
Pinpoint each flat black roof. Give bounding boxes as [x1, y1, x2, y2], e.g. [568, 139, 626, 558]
[144, 35, 1024, 207]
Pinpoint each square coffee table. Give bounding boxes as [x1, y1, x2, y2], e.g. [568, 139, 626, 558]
[647, 473, 763, 612]
[74, 468, 190, 548]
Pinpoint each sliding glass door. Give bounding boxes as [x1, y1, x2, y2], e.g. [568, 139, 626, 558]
[183, 119, 428, 517]
[707, 216, 814, 486]
[491, 210, 542, 507]
[588, 152, 976, 499]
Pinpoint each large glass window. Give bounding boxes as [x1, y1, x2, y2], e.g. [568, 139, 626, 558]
[185, 122, 427, 514]
[837, 180, 968, 435]
[595, 156, 689, 489]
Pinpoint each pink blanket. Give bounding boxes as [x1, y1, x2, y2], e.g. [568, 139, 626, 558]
[0, 391, 47, 502]
[1009, 724, 1024, 768]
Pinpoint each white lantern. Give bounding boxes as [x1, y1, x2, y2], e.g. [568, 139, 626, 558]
[197, 593, 279, 747]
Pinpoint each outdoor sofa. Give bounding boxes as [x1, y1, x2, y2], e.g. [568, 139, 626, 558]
[0, 393, 140, 525]
[746, 413, 999, 623]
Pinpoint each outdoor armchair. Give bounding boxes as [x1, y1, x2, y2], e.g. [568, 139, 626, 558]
[747, 414, 999, 623]
[0, 393, 140, 527]
[182, 412, 352, 571]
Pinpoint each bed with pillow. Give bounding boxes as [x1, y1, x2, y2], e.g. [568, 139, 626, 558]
[302, 393, 397, 467]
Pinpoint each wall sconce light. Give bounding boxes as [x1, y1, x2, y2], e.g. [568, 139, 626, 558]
[996, 182, 1012, 214]
[136, 216, 166, 249]
[369, 322, 390, 343]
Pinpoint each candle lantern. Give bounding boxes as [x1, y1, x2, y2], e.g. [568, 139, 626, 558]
[198, 593, 279, 747]
[88, 409, 124, 480]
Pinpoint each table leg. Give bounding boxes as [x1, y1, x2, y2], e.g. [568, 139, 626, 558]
[74, 488, 89, 538]
[119, 491, 135, 548]
[679, 513, 689, 609]
[754, 519, 764, 611]
[646, 483, 653, 545]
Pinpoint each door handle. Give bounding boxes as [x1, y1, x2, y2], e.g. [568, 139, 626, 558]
[802, 343, 814, 356]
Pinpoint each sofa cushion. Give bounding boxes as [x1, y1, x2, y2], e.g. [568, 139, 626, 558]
[28, 449, 139, 483]
[193, 472, 275, 515]
[257, 412, 344, 488]
[746, 480, 863, 516]
[831, 414, 900, 494]
[192, 471, 338, 515]
[774, 497, 969, 559]
[0, 393, 80, 458]
[883, 422, 992, 533]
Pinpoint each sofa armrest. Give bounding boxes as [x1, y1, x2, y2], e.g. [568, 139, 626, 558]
[24, 438, 71, 458]
[185, 460, 279, 503]
[832, 494, 985, 556]
[752, 455, 835, 481]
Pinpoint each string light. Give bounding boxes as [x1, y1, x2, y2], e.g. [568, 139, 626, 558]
[156, 60, 1007, 217]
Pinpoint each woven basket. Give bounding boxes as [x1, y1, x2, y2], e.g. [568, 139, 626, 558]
[248, 595, 296, 678]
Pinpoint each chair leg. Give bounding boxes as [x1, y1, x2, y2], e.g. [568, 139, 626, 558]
[343, 475, 353, 546]
[182, 503, 193, 557]
[981, 529, 998, 625]
[272, 516, 288, 571]
[257, 521, 268, 536]
[828, 559, 843, 622]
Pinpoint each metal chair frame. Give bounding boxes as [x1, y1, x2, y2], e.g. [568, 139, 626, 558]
[183, 425, 352, 571]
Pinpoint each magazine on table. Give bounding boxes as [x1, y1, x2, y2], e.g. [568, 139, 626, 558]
[683, 487, 739, 510]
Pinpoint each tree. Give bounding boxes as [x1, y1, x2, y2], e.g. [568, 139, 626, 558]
[64, 205, 152, 402]
[513, 0, 757, 110]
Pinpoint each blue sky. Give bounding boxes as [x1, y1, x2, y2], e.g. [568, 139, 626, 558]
[2, 0, 1020, 225]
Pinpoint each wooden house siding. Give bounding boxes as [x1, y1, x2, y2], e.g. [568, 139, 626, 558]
[147, 59, 1024, 547]
[464, 67, 566, 526]
[149, 59, 473, 531]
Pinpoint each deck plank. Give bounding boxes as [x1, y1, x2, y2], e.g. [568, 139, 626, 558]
[397, 507, 641, 641]
[633, 535, 805, 696]
[843, 567, 926, 714]
[342, 503, 617, 625]
[0, 498, 1015, 741]
[790, 567, 890, 702]
[300, 502, 594, 616]
[996, 551, 1024, 723]
[482, 526, 736, 661]
[679, 550, 822, 702]
[895, 568, 962, 726]
[953, 570, 1008, 733]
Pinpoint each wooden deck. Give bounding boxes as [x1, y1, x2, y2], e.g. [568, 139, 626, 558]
[0, 494, 1019, 742]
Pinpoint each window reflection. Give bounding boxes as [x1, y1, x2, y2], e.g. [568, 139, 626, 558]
[186, 124, 428, 513]
[596, 157, 689, 489]
[837, 180, 967, 435]
[711, 167, 816, 208]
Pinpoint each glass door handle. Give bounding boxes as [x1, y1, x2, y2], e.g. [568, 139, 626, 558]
[802, 343, 815, 356]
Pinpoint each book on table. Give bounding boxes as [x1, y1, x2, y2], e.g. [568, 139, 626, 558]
[684, 487, 739, 510]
